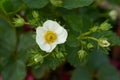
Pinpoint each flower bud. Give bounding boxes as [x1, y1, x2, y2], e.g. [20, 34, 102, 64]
[78, 50, 86, 59]
[50, 0, 62, 7]
[90, 26, 98, 32]
[87, 43, 94, 49]
[33, 54, 44, 64]
[56, 52, 64, 58]
[98, 39, 110, 47]
[109, 10, 118, 20]
[13, 15, 25, 27]
[32, 11, 39, 18]
[99, 22, 112, 31]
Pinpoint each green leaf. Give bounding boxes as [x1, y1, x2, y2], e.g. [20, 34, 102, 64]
[108, 0, 120, 5]
[23, 0, 49, 8]
[66, 33, 80, 47]
[0, 0, 24, 14]
[63, 14, 92, 33]
[107, 31, 120, 46]
[66, 46, 81, 67]
[87, 48, 109, 70]
[32, 64, 49, 79]
[0, 17, 16, 57]
[71, 66, 92, 80]
[1, 59, 26, 80]
[17, 32, 35, 63]
[97, 64, 120, 80]
[62, 0, 94, 9]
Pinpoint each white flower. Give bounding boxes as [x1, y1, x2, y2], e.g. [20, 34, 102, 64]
[109, 10, 118, 20]
[36, 20, 68, 52]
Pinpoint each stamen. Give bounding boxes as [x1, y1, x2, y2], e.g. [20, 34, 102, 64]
[44, 31, 57, 44]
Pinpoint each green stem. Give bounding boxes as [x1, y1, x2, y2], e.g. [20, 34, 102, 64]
[77, 31, 92, 40]
[43, 53, 51, 58]
[25, 22, 30, 25]
[81, 31, 92, 36]
[83, 37, 98, 42]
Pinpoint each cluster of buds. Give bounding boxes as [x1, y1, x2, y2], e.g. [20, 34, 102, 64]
[99, 22, 112, 31]
[13, 15, 25, 27]
[89, 22, 112, 34]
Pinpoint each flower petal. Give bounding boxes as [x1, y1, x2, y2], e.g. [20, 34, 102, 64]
[43, 20, 63, 32]
[57, 28, 68, 44]
[39, 43, 57, 53]
[48, 44, 57, 52]
[36, 27, 46, 45]
[39, 43, 51, 52]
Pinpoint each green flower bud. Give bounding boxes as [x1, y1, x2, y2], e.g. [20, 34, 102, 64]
[50, 0, 62, 7]
[81, 41, 87, 45]
[13, 15, 25, 27]
[87, 43, 94, 49]
[56, 52, 64, 58]
[98, 39, 110, 47]
[78, 50, 86, 59]
[99, 22, 112, 31]
[32, 11, 39, 18]
[90, 26, 98, 32]
[33, 54, 44, 64]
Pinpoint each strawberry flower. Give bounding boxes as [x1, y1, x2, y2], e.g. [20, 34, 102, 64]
[36, 20, 68, 52]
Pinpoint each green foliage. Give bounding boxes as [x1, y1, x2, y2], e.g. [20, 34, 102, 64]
[66, 47, 81, 67]
[87, 48, 109, 70]
[0, 17, 16, 57]
[44, 51, 65, 70]
[97, 64, 120, 80]
[108, 0, 120, 5]
[71, 66, 92, 80]
[66, 33, 80, 47]
[17, 32, 35, 63]
[63, 14, 92, 33]
[1, 59, 26, 80]
[32, 64, 49, 79]
[106, 31, 120, 46]
[0, 17, 35, 80]
[23, 0, 49, 8]
[0, 0, 24, 14]
[62, 0, 94, 9]
[0, 0, 120, 80]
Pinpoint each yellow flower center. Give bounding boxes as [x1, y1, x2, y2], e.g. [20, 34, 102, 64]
[44, 31, 57, 44]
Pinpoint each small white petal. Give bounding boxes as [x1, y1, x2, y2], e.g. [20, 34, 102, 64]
[43, 20, 54, 28]
[48, 44, 57, 52]
[39, 43, 51, 52]
[43, 20, 62, 32]
[54, 26, 64, 35]
[36, 27, 46, 45]
[36, 27, 46, 36]
[57, 28, 68, 44]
